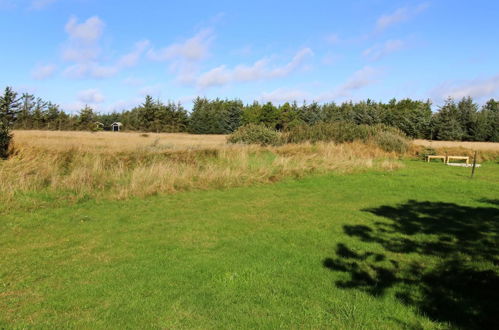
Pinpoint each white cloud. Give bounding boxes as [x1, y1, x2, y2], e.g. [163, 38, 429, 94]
[259, 66, 382, 104]
[322, 52, 340, 65]
[231, 45, 253, 56]
[77, 88, 105, 103]
[375, 3, 429, 32]
[65, 16, 104, 43]
[63, 101, 87, 113]
[117, 40, 150, 68]
[317, 66, 381, 101]
[431, 74, 499, 101]
[32, 64, 57, 80]
[363, 39, 405, 61]
[195, 48, 313, 88]
[147, 29, 214, 85]
[61, 15, 150, 79]
[261, 88, 309, 103]
[0, 0, 15, 10]
[63, 63, 115, 79]
[339, 66, 380, 93]
[64, 40, 150, 79]
[62, 16, 104, 62]
[325, 33, 340, 44]
[147, 29, 214, 62]
[30, 0, 58, 10]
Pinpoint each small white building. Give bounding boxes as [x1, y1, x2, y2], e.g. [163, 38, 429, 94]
[111, 122, 123, 132]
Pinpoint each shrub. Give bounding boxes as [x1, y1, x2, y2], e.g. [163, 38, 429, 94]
[417, 146, 437, 160]
[283, 122, 409, 153]
[228, 124, 282, 146]
[372, 130, 409, 153]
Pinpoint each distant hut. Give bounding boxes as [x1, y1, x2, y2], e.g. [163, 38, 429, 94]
[111, 122, 123, 132]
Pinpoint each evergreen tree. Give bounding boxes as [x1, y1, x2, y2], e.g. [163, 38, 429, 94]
[299, 102, 322, 126]
[138, 95, 157, 131]
[188, 97, 211, 133]
[16, 93, 35, 129]
[433, 98, 464, 141]
[241, 101, 262, 126]
[78, 105, 96, 130]
[45, 103, 61, 130]
[385, 99, 432, 138]
[480, 99, 499, 141]
[225, 100, 243, 132]
[260, 102, 279, 128]
[277, 102, 301, 130]
[0, 87, 21, 158]
[456, 97, 478, 140]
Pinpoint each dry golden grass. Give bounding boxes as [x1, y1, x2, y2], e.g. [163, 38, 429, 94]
[12, 130, 228, 152]
[0, 130, 402, 211]
[413, 139, 499, 151]
[411, 140, 499, 162]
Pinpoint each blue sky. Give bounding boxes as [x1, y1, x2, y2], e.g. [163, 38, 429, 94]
[1, 0, 498, 113]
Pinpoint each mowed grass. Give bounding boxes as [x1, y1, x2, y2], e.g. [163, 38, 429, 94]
[1, 161, 498, 328]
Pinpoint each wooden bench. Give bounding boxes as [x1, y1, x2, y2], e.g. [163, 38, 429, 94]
[427, 155, 446, 163]
[447, 156, 470, 165]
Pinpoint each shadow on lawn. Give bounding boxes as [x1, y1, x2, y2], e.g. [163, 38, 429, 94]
[323, 199, 499, 329]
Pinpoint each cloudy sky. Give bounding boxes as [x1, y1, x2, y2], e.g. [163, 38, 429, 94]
[1, 0, 498, 112]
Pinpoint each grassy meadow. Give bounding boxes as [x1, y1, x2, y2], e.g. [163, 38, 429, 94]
[1, 131, 498, 328]
[1, 130, 400, 213]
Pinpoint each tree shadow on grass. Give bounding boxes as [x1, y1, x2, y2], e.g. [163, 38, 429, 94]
[323, 199, 499, 329]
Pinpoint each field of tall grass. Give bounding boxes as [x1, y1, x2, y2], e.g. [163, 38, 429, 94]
[413, 139, 499, 151]
[1, 130, 401, 212]
[410, 140, 499, 162]
[12, 130, 227, 152]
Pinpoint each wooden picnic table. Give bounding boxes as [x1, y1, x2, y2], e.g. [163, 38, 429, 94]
[447, 156, 470, 165]
[427, 155, 446, 163]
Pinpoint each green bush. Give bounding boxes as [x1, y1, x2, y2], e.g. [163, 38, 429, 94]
[373, 130, 409, 153]
[228, 124, 282, 146]
[417, 146, 437, 160]
[283, 122, 409, 153]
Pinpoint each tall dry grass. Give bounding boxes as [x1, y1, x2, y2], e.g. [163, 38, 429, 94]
[413, 139, 499, 151]
[12, 130, 228, 152]
[410, 140, 499, 162]
[0, 131, 402, 212]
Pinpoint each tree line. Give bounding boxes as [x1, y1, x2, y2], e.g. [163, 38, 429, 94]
[2, 86, 499, 142]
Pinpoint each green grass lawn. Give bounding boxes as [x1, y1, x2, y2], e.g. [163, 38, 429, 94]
[1, 161, 498, 329]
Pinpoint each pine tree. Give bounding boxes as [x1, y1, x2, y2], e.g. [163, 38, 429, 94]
[225, 100, 243, 133]
[456, 97, 478, 140]
[241, 101, 263, 126]
[433, 98, 464, 141]
[45, 103, 61, 130]
[17, 93, 35, 129]
[0, 87, 21, 159]
[481, 99, 499, 141]
[277, 102, 301, 130]
[138, 95, 157, 131]
[78, 105, 96, 130]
